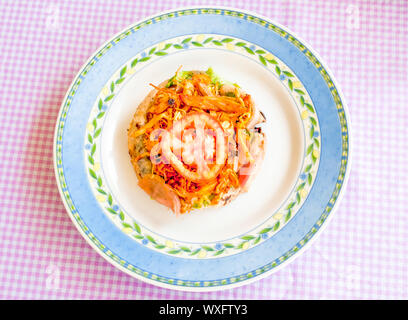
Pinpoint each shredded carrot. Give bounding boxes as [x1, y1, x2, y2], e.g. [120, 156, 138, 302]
[130, 113, 167, 138]
[136, 68, 256, 213]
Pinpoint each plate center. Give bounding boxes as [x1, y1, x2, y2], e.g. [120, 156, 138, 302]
[100, 49, 304, 243]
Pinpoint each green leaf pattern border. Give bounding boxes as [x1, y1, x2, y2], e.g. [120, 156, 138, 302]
[85, 34, 320, 258]
[84, 34, 321, 259]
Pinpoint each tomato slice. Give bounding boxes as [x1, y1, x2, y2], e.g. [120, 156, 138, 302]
[138, 174, 181, 214]
[161, 112, 227, 182]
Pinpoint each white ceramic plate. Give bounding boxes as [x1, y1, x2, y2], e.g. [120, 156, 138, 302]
[54, 7, 350, 291]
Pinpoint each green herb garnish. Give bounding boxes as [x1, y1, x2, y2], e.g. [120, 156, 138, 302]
[166, 71, 194, 87]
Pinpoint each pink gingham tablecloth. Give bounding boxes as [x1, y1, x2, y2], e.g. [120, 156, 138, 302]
[0, 0, 407, 299]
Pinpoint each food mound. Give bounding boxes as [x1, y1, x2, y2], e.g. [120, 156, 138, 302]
[128, 68, 266, 214]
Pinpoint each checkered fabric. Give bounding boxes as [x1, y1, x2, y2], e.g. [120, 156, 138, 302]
[0, 0, 407, 299]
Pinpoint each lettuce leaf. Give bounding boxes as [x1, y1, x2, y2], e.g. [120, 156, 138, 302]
[165, 71, 193, 88]
[165, 68, 240, 89]
[205, 67, 240, 88]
